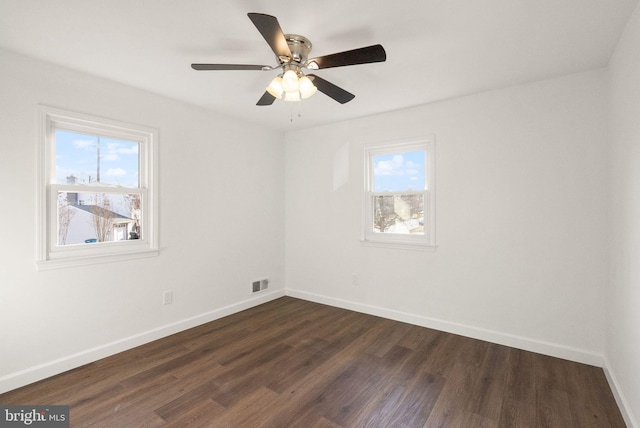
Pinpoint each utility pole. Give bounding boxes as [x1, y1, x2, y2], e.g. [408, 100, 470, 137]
[96, 136, 101, 183]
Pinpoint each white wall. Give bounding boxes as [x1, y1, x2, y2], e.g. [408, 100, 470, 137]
[285, 69, 609, 365]
[0, 49, 286, 393]
[607, 2, 640, 426]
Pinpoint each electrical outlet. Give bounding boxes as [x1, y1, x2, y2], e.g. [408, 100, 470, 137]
[163, 290, 173, 305]
[352, 274, 359, 285]
[261, 279, 269, 290]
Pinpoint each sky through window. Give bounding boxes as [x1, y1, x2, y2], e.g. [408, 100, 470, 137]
[373, 150, 426, 192]
[55, 130, 139, 187]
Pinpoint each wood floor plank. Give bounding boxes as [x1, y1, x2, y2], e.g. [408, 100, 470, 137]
[379, 370, 445, 427]
[263, 343, 333, 394]
[0, 297, 626, 427]
[536, 386, 575, 427]
[153, 378, 222, 422]
[462, 412, 500, 428]
[310, 416, 345, 428]
[162, 398, 225, 427]
[498, 397, 537, 428]
[564, 361, 624, 427]
[211, 386, 279, 428]
[396, 324, 440, 350]
[466, 343, 510, 421]
[504, 348, 536, 404]
[422, 359, 474, 427]
[94, 359, 226, 424]
[363, 319, 413, 358]
[342, 345, 416, 426]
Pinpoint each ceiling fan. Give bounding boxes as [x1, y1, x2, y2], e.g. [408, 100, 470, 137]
[191, 13, 387, 106]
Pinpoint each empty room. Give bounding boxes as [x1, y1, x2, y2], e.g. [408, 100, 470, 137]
[1, 1, 639, 426]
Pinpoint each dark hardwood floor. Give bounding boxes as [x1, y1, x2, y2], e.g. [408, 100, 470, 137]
[0, 297, 626, 427]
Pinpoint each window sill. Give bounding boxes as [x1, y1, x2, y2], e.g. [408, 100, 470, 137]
[36, 248, 159, 271]
[360, 239, 437, 252]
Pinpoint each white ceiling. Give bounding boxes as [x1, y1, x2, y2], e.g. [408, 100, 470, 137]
[0, 0, 637, 132]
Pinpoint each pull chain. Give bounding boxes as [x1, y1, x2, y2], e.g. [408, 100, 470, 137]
[289, 101, 303, 123]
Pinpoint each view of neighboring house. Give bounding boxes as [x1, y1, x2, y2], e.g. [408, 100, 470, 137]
[58, 183, 140, 245]
[62, 202, 136, 245]
[56, 174, 140, 246]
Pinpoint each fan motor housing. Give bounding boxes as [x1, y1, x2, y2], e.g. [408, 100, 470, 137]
[283, 34, 312, 64]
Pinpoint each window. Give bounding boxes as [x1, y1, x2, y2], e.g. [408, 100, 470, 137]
[362, 137, 435, 250]
[37, 106, 158, 269]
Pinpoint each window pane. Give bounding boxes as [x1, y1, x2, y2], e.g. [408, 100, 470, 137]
[372, 194, 424, 235]
[55, 130, 139, 187]
[373, 150, 425, 192]
[57, 192, 142, 246]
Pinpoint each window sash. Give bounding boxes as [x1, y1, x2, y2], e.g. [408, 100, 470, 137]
[49, 185, 149, 254]
[368, 191, 427, 235]
[364, 191, 431, 243]
[49, 125, 149, 189]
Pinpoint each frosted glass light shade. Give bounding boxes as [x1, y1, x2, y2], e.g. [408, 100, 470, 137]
[299, 76, 317, 99]
[282, 70, 299, 92]
[266, 76, 284, 99]
[284, 91, 301, 102]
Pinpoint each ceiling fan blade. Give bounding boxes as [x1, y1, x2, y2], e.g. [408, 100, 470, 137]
[191, 64, 269, 71]
[306, 44, 386, 70]
[247, 13, 292, 60]
[307, 74, 355, 104]
[257, 91, 276, 106]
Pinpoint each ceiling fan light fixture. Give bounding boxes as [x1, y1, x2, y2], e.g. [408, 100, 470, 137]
[299, 75, 317, 99]
[266, 76, 284, 98]
[284, 90, 301, 102]
[191, 14, 387, 107]
[282, 69, 299, 93]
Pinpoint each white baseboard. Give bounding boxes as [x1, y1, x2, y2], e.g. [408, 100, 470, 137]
[603, 356, 639, 428]
[286, 289, 604, 367]
[0, 290, 285, 395]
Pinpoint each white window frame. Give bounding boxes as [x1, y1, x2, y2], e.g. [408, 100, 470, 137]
[362, 136, 436, 251]
[36, 106, 159, 270]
